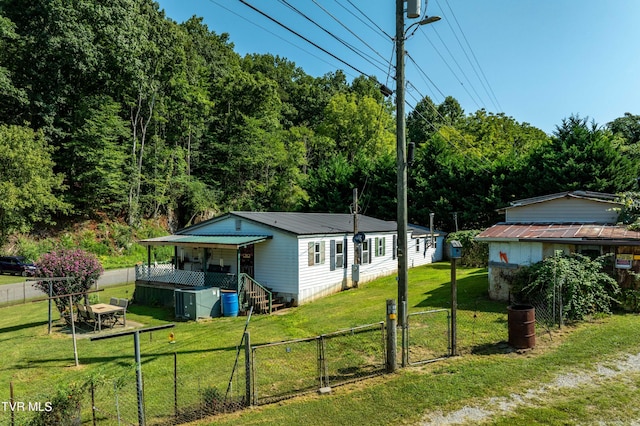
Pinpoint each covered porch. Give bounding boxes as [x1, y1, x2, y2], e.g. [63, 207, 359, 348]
[135, 234, 281, 314]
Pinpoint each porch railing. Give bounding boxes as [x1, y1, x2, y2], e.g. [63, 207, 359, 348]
[135, 264, 237, 290]
[239, 273, 273, 314]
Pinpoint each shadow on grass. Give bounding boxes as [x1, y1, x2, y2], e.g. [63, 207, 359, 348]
[127, 304, 174, 321]
[415, 274, 508, 314]
[10, 345, 243, 370]
[0, 319, 50, 334]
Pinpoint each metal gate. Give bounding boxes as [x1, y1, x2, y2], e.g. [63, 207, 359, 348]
[406, 309, 450, 365]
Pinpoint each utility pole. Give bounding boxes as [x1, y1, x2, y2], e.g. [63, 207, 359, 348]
[353, 188, 360, 288]
[396, 0, 440, 366]
[396, 0, 409, 337]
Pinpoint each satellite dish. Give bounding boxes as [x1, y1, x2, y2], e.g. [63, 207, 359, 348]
[353, 232, 366, 244]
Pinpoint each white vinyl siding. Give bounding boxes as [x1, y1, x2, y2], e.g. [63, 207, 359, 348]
[505, 198, 620, 224]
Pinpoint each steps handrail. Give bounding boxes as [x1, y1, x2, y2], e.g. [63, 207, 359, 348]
[239, 273, 273, 314]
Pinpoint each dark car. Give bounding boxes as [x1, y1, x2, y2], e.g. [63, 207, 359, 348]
[0, 256, 37, 276]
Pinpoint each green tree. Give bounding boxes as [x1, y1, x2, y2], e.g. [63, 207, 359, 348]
[0, 13, 27, 123]
[317, 91, 395, 161]
[517, 115, 638, 196]
[65, 95, 129, 215]
[0, 125, 69, 242]
[609, 112, 640, 145]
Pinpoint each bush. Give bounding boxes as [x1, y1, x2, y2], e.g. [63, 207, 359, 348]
[512, 253, 620, 321]
[27, 382, 83, 426]
[33, 249, 104, 314]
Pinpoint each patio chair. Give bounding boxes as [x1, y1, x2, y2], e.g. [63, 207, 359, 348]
[110, 297, 119, 306]
[82, 305, 98, 331]
[113, 298, 128, 326]
[76, 304, 89, 323]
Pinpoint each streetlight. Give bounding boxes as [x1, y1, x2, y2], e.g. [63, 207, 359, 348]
[395, 0, 440, 367]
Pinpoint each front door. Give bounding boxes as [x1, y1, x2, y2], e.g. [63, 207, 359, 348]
[240, 245, 255, 277]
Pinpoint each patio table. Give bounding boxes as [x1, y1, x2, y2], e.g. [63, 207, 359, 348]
[90, 303, 126, 331]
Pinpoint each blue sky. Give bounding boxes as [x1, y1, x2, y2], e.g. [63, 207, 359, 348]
[156, 0, 640, 135]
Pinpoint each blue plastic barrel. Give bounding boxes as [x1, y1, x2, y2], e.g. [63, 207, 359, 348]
[222, 292, 239, 317]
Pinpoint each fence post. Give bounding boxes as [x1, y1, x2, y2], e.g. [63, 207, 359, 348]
[174, 352, 178, 420]
[451, 258, 458, 356]
[244, 331, 252, 406]
[386, 299, 397, 372]
[134, 331, 146, 426]
[10, 381, 14, 426]
[402, 300, 408, 367]
[91, 381, 97, 426]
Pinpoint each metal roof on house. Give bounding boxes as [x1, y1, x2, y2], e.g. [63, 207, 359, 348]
[477, 223, 640, 245]
[138, 234, 270, 248]
[183, 211, 400, 236]
[500, 191, 619, 212]
[409, 224, 446, 238]
[233, 211, 399, 235]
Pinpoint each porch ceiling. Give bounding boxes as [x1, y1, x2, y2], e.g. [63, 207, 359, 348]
[138, 235, 271, 249]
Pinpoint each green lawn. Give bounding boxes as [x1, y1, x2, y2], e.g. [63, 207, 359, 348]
[1, 263, 639, 425]
[0, 274, 27, 285]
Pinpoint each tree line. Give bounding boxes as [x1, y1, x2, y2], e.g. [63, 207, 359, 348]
[0, 0, 638, 243]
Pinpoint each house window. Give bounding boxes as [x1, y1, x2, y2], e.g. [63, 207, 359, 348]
[308, 241, 325, 266]
[362, 240, 370, 264]
[314, 242, 322, 264]
[393, 235, 397, 259]
[375, 237, 386, 257]
[416, 238, 420, 252]
[336, 241, 344, 268]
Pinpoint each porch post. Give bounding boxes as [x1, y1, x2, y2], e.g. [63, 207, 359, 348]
[147, 246, 151, 267]
[237, 248, 241, 292]
[174, 246, 178, 268]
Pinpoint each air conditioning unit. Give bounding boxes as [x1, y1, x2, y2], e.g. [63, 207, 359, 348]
[175, 287, 221, 320]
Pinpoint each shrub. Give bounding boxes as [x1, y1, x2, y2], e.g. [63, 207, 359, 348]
[511, 253, 620, 321]
[33, 249, 104, 314]
[27, 382, 83, 426]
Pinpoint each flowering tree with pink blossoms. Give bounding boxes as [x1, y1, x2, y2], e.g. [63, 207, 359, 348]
[33, 249, 104, 314]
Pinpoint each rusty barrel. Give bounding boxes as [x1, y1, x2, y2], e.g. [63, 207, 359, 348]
[507, 304, 535, 349]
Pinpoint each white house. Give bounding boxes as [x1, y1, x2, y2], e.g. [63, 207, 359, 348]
[135, 211, 445, 314]
[476, 191, 640, 301]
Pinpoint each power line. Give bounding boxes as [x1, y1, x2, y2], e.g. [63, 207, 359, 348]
[404, 84, 495, 174]
[440, 0, 502, 111]
[311, 0, 392, 68]
[277, 0, 390, 75]
[342, 0, 394, 40]
[238, 0, 373, 78]
[406, 52, 447, 100]
[206, 0, 359, 79]
[430, 25, 487, 109]
[413, 30, 482, 110]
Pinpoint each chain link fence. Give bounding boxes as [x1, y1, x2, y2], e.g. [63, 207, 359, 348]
[456, 298, 509, 355]
[251, 322, 385, 405]
[406, 309, 450, 364]
[5, 302, 521, 425]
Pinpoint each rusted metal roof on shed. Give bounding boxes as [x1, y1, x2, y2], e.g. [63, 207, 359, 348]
[477, 223, 640, 245]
